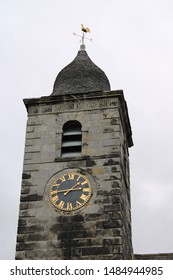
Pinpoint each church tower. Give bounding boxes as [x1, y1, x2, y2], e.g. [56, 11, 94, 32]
[16, 42, 133, 260]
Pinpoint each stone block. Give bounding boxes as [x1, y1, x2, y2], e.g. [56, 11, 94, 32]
[104, 204, 122, 211]
[103, 219, 123, 229]
[21, 187, 30, 194]
[24, 153, 32, 160]
[25, 145, 40, 153]
[19, 209, 36, 217]
[20, 202, 28, 210]
[82, 246, 110, 256]
[42, 144, 55, 152]
[103, 139, 120, 147]
[17, 225, 44, 234]
[20, 194, 43, 202]
[111, 195, 122, 204]
[26, 126, 34, 133]
[27, 233, 48, 242]
[18, 218, 27, 226]
[103, 237, 122, 246]
[71, 248, 82, 258]
[26, 250, 46, 260]
[25, 139, 33, 146]
[72, 238, 91, 247]
[90, 238, 103, 246]
[15, 251, 26, 260]
[17, 234, 27, 243]
[16, 242, 34, 251]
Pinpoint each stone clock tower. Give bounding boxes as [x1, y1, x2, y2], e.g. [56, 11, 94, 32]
[16, 44, 133, 260]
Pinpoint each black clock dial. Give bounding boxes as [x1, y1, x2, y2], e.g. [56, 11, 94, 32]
[49, 172, 92, 211]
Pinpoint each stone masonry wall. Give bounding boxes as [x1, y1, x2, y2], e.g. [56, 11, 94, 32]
[16, 91, 133, 260]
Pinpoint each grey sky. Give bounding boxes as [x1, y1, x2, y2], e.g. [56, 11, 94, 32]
[0, 0, 173, 259]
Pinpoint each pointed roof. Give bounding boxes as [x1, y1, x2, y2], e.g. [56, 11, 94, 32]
[51, 45, 110, 95]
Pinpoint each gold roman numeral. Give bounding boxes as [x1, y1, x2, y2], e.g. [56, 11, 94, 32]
[81, 180, 88, 186]
[51, 195, 59, 203]
[76, 175, 81, 181]
[58, 200, 65, 209]
[66, 202, 73, 211]
[76, 201, 83, 207]
[51, 183, 60, 188]
[59, 176, 66, 182]
[50, 189, 58, 195]
[83, 187, 90, 193]
[80, 194, 88, 202]
[68, 173, 75, 180]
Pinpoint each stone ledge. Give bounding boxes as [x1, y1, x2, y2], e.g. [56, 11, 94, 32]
[134, 253, 173, 260]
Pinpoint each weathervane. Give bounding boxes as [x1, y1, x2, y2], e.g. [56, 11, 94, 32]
[73, 24, 92, 46]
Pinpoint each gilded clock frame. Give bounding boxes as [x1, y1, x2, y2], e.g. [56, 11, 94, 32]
[49, 172, 92, 212]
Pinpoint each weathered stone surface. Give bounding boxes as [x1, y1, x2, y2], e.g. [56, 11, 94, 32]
[16, 90, 133, 260]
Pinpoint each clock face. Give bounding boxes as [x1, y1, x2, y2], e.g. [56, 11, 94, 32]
[49, 172, 92, 211]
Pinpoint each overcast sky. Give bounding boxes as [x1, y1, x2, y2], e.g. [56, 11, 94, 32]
[1, 0, 173, 259]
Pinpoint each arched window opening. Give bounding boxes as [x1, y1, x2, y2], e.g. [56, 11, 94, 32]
[61, 121, 82, 158]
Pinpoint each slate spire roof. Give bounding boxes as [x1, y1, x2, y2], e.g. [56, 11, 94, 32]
[51, 45, 110, 95]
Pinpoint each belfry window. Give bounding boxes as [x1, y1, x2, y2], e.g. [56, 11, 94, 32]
[61, 121, 82, 158]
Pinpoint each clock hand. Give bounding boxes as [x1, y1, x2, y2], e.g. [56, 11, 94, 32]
[56, 187, 82, 193]
[64, 182, 81, 196]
